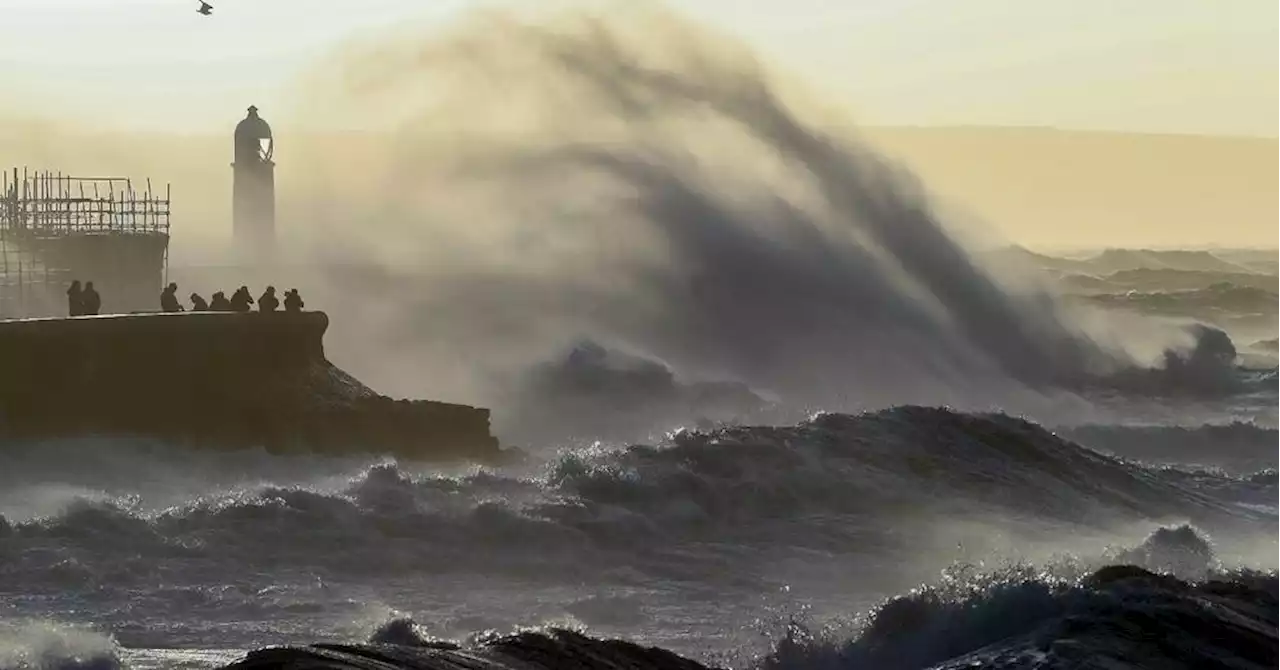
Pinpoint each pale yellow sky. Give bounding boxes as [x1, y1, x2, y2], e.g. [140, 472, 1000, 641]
[0, 0, 1275, 136]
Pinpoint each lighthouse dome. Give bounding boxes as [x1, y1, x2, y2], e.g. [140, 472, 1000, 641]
[234, 106, 273, 163]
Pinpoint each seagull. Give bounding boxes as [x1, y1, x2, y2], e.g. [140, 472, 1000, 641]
[197, 1, 212, 15]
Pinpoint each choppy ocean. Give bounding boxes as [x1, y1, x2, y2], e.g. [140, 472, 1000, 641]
[0, 402, 1275, 670]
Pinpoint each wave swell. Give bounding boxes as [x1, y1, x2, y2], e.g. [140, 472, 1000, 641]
[1, 410, 1271, 662]
[0, 408, 1270, 597]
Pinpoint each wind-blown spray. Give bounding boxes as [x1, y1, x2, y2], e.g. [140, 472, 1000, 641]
[287, 8, 1182, 437]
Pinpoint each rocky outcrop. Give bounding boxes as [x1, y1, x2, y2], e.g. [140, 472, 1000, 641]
[223, 628, 713, 670]
[0, 311, 501, 461]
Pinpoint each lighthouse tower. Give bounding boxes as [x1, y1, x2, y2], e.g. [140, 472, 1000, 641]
[232, 105, 275, 259]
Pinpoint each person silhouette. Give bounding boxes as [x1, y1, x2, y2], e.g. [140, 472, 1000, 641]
[160, 282, 184, 313]
[283, 288, 305, 313]
[66, 280, 83, 317]
[229, 286, 254, 312]
[81, 282, 101, 316]
[209, 291, 232, 311]
[258, 286, 280, 312]
[190, 292, 209, 311]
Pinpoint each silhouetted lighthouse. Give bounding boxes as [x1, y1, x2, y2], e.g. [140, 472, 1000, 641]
[232, 105, 275, 258]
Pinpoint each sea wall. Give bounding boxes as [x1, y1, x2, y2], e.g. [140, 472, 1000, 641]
[0, 311, 501, 461]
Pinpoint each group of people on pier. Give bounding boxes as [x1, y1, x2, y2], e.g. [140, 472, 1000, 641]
[65, 280, 102, 316]
[65, 280, 306, 317]
[161, 283, 305, 314]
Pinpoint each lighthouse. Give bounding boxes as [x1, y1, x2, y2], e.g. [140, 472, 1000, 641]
[232, 105, 275, 259]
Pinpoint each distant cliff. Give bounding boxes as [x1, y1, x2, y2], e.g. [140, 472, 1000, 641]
[0, 311, 501, 461]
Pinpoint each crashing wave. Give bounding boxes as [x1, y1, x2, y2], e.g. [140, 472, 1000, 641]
[759, 565, 1276, 670]
[1112, 524, 1217, 579]
[287, 7, 1260, 427]
[1098, 323, 1263, 397]
[0, 408, 1270, 598]
[0, 622, 120, 670]
[501, 339, 768, 445]
[368, 617, 458, 649]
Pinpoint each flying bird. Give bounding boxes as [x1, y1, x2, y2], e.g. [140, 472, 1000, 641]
[197, 1, 212, 15]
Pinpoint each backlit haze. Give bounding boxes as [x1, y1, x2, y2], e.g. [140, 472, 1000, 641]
[0, 0, 1275, 409]
[0, 0, 1275, 251]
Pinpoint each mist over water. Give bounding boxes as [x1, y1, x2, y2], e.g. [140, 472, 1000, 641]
[256, 8, 1223, 441]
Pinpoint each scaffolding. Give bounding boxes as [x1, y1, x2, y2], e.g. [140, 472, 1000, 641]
[1, 167, 171, 318]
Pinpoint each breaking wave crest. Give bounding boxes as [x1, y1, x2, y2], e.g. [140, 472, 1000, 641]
[0, 622, 120, 670]
[760, 567, 1277, 670]
[755, 526, 1273, 670]
[1, 408, 1271, 598]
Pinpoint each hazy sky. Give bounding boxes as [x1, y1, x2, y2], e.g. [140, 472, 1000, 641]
[1, 0, 1275, 136]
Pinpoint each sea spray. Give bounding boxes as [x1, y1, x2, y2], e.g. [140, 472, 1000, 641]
[0, 622, 121, 670]
[283, 7, 1209, 432]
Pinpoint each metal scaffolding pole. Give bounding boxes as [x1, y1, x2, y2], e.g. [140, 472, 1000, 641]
[0, 167, 172, 319]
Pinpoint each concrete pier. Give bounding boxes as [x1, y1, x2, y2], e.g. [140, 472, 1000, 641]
[0, 311, 501, 461]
